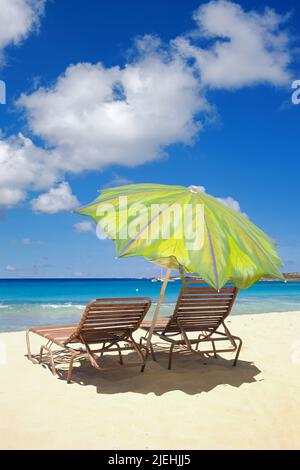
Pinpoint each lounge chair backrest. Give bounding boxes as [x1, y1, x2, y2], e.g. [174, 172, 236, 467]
[68, 297, 151, 344]
[163, 281, 238, 335]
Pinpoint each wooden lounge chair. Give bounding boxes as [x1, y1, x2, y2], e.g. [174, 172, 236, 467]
[26, 297, 151, 383]
[140, 281, 242, 370]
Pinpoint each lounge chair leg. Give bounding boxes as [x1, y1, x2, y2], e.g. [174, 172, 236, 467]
[134, 342, 146, 372]
[116, 343, 123, 365]
[100, 342, 106, 358]
[149, 342, 157, 362]
[67, 352, 77, 383]
[26, 330, 39, 364]
[195, 334, 202, 351]
[140, 336, 156, 361]
[233, 337, 242, 366]
[38, 341, 50, 363]
[141, 347, 148, 373]
[223, 323, 237, 348]
[38, 345, 44, 363]
[39, 344, 57, 376]
[168, 344, 174, 370]
[212, 340, 217, 358]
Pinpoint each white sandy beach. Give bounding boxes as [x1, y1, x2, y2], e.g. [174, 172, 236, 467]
[1, 311, 300, 450]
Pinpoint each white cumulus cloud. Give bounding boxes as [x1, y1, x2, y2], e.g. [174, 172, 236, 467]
[12, 46, 208, 210]
[5, 264, 16, 272]
[21, 237, 45, 245]
[0, 133, 59, 207]
[0, 0, 45, 65]
[196, 185, 247, 216]
[174, 0, 291, 88]
[74, 221, 94, 233]
[217, 195, 248, 217]
[31, 182, 79, 214]
[18, 52, 208, 174]
[106, 173, 133, 187]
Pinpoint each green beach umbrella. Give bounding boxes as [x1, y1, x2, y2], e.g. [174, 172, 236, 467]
[76, 183, 284, 347]
[76, 183, 283, 288]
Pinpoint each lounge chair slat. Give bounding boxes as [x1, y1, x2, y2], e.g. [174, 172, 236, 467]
[81, 323, 138, 330]
[180, 299, 232, 305]
[32, 328, 76, 337]
[88, 304, 149, 311]
[84, 315, 142, 323]
[183, 286, 234, 293]
[177, 308, 228, 313]
[29, 324, 77, 332]
[181, 298, 233, 302]
[181, 296, 233, 300]
[92, 297, 151, 303]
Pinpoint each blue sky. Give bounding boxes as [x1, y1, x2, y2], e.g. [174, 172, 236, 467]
[0, 0, 299, 278]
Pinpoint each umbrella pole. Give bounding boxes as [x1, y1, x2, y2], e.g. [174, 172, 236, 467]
[146, 268, 171, 351]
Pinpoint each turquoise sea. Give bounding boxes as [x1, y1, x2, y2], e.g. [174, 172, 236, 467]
[0, 279, 300, 332]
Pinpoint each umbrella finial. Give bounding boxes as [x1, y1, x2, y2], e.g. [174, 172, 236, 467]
[189, 185, 199, 193]
[188, 185, 205, 194]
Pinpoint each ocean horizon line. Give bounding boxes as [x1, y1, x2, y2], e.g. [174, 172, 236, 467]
[0, 277, 157, 281]
[0, 277, 292, 282]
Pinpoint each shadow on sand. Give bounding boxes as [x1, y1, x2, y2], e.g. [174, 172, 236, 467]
[34, 345, 261, 396]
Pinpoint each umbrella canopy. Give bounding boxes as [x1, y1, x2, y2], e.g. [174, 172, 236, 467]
[76, 183, 284, 290]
